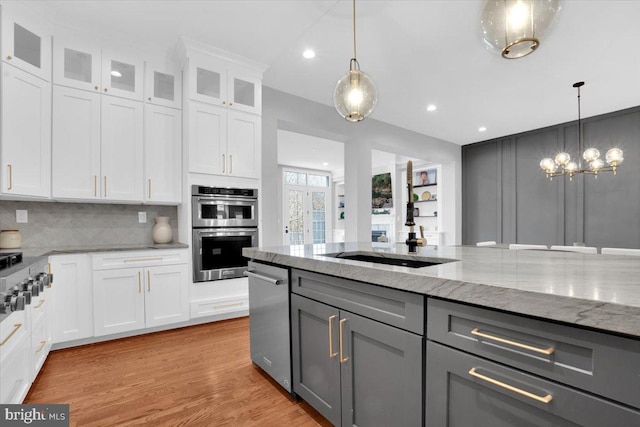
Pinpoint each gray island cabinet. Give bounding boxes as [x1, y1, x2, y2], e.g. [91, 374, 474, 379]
[244, 243, 640, 427]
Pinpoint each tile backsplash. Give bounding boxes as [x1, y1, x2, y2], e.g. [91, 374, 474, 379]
[0, 201, 178, 248]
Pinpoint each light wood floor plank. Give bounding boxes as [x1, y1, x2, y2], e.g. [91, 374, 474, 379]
[25, 317, 332, 426]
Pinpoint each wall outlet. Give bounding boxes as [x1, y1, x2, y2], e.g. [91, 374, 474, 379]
[16, 210, 28, 223]
[138, 212, 147, 223]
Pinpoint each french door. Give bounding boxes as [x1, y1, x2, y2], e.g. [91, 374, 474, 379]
[283, 171, 331, 245]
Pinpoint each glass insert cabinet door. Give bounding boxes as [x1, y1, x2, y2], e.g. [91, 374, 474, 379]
[101, 51, 143, 101]
[188, 54, 227, 106]
[1, 10, 52, 81]
[53, 38, 101, 92]
[144, 60, 181, 109]
[228, 73, 262, 114]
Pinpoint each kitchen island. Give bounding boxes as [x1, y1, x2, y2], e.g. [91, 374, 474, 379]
[244, 242, 640, 426]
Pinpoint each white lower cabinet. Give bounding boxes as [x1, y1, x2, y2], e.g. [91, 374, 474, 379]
[0, 311, 31, 404]
[50, 254, 94, 344]
[92, 251, 189, 337]
[29, 287, 52, 381]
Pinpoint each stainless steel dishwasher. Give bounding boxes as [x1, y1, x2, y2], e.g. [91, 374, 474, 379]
[246, 261, 292, 393]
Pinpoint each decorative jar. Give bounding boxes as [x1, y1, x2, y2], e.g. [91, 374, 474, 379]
[0, 230, 22, 249]
[152, 217, 173, 244]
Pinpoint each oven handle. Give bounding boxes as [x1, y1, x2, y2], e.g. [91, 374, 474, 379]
[244, 270, 283, 285]
[195, 228, 258, 237]
[195, 197, 257, 204]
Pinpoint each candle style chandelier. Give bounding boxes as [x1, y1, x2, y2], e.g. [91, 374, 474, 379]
[540, 82, 623, 181]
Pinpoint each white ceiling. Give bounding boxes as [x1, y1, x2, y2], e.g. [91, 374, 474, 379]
[32, 0, 640, 145]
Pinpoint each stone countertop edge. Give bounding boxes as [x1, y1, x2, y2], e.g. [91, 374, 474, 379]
[244, 247, 640, 339]
[1, 242, 190, 258]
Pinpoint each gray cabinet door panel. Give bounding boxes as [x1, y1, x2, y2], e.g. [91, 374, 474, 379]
[291, 269, 425, 335]
[340, 311, 423, 427]
[427, 298, 640, 408]
[291, 294, 341, 426]
[426, 341, 640, 427]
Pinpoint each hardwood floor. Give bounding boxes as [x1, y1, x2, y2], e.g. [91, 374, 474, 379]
[25, 317, 332, 427]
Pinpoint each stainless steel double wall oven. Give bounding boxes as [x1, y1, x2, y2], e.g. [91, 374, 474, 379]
[192, 186, 258, 282]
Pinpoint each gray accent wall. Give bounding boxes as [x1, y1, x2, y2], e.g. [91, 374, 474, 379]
[0, 201, 178, 248]
[463, 106, 640, 248]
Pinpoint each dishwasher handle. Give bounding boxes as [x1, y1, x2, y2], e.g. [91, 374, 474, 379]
[244, 270, 285, 285]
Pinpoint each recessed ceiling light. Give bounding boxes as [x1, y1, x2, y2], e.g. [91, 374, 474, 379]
[478, 126, 487, 132]
[303, 49, 315, 59]
[110, 70, 122, 77]
[322, 162, 329, 166]
[426, 104, 437, 112]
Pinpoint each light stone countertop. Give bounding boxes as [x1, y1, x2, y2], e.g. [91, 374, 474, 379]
[1, 242, 189, 258]
[244, 242, 640, 338]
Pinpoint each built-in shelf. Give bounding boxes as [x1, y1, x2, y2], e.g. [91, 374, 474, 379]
[415, 199, 437, 203]
[413, 183, 438, 188]
[415, 215, 437, 218]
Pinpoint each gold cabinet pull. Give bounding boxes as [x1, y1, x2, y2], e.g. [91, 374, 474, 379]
[95, 86, 99, 91]
[138, 271, 142, 293]
[7, 55, 12, 60]
[7, 164, 12, 190]
[147, 270, 151, 292]
[328, 315, 338, 358]
[104, 176, 107, 198]
[148, 178, 152, 199]
[35, 340, 47, 353]
[0, 323, 22, 346]
[48, 263, 51, 274]
[124, 257, 163, 263]
[339, 318, 349, 363]
[229, 154, 232, 174]
[471, 328, 555, 355]
[468, 367, 553, 404]
[33, 300, 45, 309]
[222, 154, 226, 173]
[104, 88, 108, 92]
[94, 175, 97, 197]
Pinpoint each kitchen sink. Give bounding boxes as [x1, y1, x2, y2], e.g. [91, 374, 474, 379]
[322, 251, 453, 268]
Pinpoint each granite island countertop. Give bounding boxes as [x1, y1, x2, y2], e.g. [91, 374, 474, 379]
[244, 242, 640, 338]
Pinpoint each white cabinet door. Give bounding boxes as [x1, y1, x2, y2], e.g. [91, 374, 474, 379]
[50, 254, 94, 344]
[101, 50, 143, 101]
[145, 60, 181, 109]
[52, 37, 101, 92]
[52, 86, 101, 199]
[101, 96, 143, 201]
[93, 267, 145, 336]
[1, 63, 51, 197]
[187, 54, 227, 106]
[227, 111, 260, 179]
[227, 69, 261, 115]
[144, 265, 189, 328]
[188, 101, 226, 175]
[144, 105, 182, 203]
[1, 8, 51, 81]
[0, 312, 30, 404]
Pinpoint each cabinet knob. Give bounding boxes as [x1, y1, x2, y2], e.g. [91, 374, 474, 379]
[148, 97, 151, 101]
[95, 86, 99, 90]
[222, 101, 226, 105]
[6, 55, 12, 60]
[104, 88, 108, 92]
[229, 102, 233, 106]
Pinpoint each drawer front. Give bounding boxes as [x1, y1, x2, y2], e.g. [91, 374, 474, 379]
[30, 289, 48, 326]
[426, 341, 640, 427]
[427, 298, 640, 408]
[92, 250, 188, 270]
[0, 329, 31, 404]
[292, 269, 424, 335]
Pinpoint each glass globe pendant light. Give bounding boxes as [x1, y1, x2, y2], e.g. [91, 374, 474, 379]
[333, 0, 377, 122]
[481, 0, 561, 59]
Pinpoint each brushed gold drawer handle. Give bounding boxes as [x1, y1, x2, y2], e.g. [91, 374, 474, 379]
[328, 315, 337, 358]
[148, 178, 152, 199]
[0, 323, 22, 346]
[471, 328, 555, 355]
[147, 270, 151, 292]
[469, 368, 553, 404]
[104, 176, 107, 197]
[35, 340, 47, 353]
[339, 318, 349, 363]
[138, 271, 142, 293]
[212, 301, 244, 310]
[222, 154, 226, 173]
[33, 300, 45, 309]
[94, 175, 97, 197]
[229, 154, 232, 174]
[124, 257, 164, 263]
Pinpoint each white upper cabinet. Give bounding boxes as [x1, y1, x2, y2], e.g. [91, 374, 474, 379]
[188, 102, 226, 175]
[101, 96, 144, 201]
[227, 111, 260, 179]
[1, 62, 51, 198]
[187, 53, 261, 115]
[52, 37, 101, 92]
[101, 50, 143, 101]
[52, 85, 101, 199]
[145, 59, 182, 109]
[145, 105, 182, 203]
[1, 7, 51, 81]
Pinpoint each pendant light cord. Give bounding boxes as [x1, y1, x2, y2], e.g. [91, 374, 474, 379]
[353, 0, 357, 60]
[577, 85, 582, 169]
